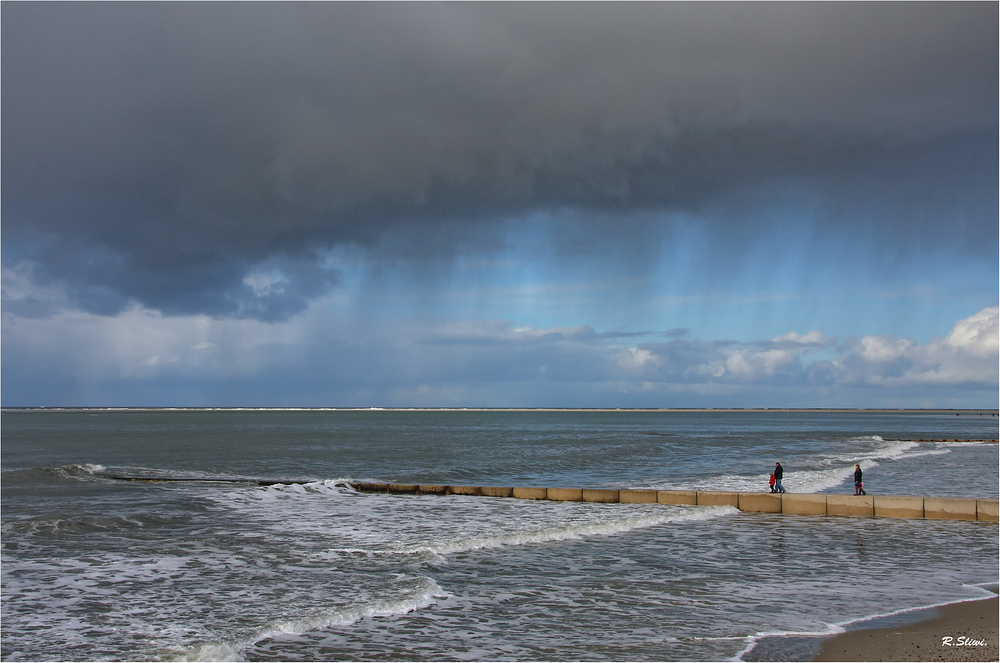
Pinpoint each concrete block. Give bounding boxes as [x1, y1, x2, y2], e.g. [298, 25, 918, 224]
[977, 499, 999, 522]
[874, 495, 924, 519]
[697, 491, 740, 508]
[350, 482, 387, 493]
[387, 484, 418, 493]
[547, 488, 583, 501]
[619, 489, 658, 504]
[448, 485, 482, 496]
[417, 484, 449, 494]
[738, 492, 782, 513]
[658, 490, 698, 505]
[480, 486, 513, 498]
[582, 489, 620, 503]
[826, 494, 874, 517]
[924, 497, 977, 521]
[512, 487, 547, 500]
[781, 493, 827, 515]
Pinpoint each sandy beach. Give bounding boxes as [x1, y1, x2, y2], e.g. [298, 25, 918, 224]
[813, 596, 998, 662]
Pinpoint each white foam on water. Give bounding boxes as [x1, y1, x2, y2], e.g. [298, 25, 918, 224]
[44, 463, 111, 481]
[662, 436, 953, 494]
[933, 439, 996, 447]
[665, 466, 858, 494]
[323, 504, 737, 560]
[5, 482, 995, 662]
[784, 464, 870, 494]
[224, 479, 354, 505]
[430, 504, 737, 554]
[7, 513, 147, 535]
[3, 531, 445, 662]
[866, 439, 950, 461]
[323, 546, 449, 565]
[3, 550, 235, 658]
[167, 576, 447, 662]
[204, 477, 741, 569]
[170, 642, 242, 662]
[258, 576, 446, 638]
[5, 416, 994, 662]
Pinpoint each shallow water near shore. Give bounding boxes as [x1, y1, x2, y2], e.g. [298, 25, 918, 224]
[743, 588, 1000, 662]
[2, 409, 997, 661]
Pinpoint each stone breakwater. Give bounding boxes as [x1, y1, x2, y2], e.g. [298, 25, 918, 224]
[349, 483, 1000, 522]
[884, 438, 999, 443]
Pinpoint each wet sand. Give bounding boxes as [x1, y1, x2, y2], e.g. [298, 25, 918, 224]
[813, 596, 998, 662]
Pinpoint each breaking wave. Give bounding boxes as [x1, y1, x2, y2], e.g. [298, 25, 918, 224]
[323, 504, 737, 561]
[167, 576, 446, 662]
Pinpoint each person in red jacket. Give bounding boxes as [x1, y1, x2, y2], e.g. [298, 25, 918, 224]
[768, 473, 776, 493]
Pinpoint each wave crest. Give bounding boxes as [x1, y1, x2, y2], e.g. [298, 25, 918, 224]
[167, 577, 446, 662]
[325, 505, 736, 560]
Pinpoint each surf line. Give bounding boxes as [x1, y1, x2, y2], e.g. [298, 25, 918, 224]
[99, 476, 999, 522]
[349, 483, 1000, 523]
[104, 475, 312, 486]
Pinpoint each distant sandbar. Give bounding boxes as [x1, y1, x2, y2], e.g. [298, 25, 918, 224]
[3, 406, 998, 415]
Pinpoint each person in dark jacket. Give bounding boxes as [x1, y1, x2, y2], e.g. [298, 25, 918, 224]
[773, 462, 785, 493]
[854, 464, 866, 495]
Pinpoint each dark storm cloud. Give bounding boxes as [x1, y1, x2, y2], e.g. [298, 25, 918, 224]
[3, 2, 997, 319]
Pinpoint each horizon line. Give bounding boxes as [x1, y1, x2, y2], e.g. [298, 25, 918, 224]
[3, 406, 998, 414]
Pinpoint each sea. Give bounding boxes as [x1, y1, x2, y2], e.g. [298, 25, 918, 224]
[1, 408, 997, 662]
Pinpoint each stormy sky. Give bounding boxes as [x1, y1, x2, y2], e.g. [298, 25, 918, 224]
[2, 2, 997, 407]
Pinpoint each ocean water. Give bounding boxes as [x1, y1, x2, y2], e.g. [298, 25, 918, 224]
[1, 409, 997, 662]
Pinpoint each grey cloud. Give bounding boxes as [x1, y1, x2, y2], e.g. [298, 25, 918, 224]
[3, 2, 996, 319]
[594, 330, 656, 340]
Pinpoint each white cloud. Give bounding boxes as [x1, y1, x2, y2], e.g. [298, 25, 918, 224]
[722, 347, 797, 380]
[2, 301, 996, 406]
[771, 330, 827, 345]
[943, 306, 998, 357]
[618, 347, 655, 371]
[832, 307, 998, 387]
[2, 306, 306, 382]
[854, 335, 915, 363]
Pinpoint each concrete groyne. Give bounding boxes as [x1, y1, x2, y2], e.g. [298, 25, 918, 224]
[349, 483, 1000, 522]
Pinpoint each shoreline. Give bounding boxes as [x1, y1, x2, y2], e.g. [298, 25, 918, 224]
[744, 592, 999, 662]
[813, 594, 999, 662]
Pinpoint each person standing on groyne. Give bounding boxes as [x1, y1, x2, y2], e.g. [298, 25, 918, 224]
[854, 464, 866, 495]
[774, 462, 786, 493]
